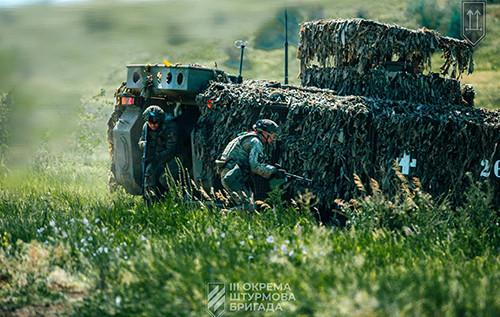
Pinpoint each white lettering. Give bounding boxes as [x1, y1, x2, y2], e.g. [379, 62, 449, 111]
[266, 303, 275, 311]
[481, 159, 491, 177]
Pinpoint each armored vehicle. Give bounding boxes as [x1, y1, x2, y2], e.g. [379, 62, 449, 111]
[107, 64, 239, 195]
[108, 19, 499, 209]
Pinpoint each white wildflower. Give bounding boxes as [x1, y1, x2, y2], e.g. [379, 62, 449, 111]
[115, 296, 122, 307]
[280, 244, 288, 253]
[206, 227, 213, 235]
[266, 235, 274, 243]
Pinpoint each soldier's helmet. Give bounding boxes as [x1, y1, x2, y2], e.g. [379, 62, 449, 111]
[253, 119, 279, 134]
[143, 105, 164, 123]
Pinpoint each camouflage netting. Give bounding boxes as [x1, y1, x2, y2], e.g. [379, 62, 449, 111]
[302, 66, 463, 105]
[298, 19, 474, 79]
[195, 81, 500, 208]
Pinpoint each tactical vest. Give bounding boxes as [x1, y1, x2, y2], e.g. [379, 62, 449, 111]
[218, 131, 260, 171]
[146, 118, 177, 161]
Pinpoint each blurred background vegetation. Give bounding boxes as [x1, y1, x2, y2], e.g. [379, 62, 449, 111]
[0, 0, 498, 171]
[0, 1, 498, 315]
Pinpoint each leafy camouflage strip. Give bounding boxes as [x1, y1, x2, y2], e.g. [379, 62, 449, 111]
[302, 66, 463, 105]
[298, 19, 474, 79]
[196, 81, 499, 208]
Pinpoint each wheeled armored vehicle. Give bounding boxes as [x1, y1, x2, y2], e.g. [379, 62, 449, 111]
[108, 19, 500, 209]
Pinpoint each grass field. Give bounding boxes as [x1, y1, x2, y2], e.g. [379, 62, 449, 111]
[0, 0, 499, 316]
[1, 163, 498, 316]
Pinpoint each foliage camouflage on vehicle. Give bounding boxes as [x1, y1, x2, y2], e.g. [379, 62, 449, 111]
[195, 80, 500, 208]
[298, 18, 474, 79]
[302, 65, 464, 105]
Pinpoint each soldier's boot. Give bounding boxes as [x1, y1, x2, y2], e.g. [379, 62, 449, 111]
[221, 164, 253, 209]
[144, 186, 162, 206]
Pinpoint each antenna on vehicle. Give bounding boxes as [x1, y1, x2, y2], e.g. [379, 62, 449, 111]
[284, 8, 289, 85]
[234, 40, 247, 84]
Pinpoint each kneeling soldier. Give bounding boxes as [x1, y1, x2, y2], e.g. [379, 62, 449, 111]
[216, 119, 285, 209]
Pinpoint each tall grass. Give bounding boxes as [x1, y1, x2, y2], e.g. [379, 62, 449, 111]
[1, 161, 498, 316]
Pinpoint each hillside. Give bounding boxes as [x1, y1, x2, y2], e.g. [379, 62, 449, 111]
[0, 0, 498, 166]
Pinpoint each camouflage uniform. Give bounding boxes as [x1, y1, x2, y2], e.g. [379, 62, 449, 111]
[218, 131, 277, 207]
[138, 114, 178, 198]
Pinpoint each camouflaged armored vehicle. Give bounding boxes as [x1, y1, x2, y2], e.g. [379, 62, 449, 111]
[108, 18, 499, 209]
[107, 64, 240, 195]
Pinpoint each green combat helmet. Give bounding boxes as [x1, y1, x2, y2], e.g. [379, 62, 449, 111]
[253, 119, 279, 134]
[143, 105, 165, 122]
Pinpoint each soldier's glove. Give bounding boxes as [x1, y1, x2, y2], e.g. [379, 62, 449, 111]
[274, 168, 287, 179]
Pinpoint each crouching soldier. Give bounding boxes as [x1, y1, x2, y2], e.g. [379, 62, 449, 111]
[138, 106, 178, 205]
[216, 119, 286, 210]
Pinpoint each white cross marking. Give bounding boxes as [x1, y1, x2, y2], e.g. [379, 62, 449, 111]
[399, 152, 417, 175]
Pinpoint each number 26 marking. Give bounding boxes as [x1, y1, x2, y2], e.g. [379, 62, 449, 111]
[481, 159, 500, 178]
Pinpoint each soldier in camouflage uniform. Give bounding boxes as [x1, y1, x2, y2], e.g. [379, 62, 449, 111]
[216, 119, 286, 209]
[139, 105, 178, 203]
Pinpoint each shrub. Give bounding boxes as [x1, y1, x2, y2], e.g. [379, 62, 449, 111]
[0, 93, 11, 174]
[254, 6, 324, 51]
[407, 0, 444, 31]
[407, 0, 465, 39]
[82, 10, 114, 33]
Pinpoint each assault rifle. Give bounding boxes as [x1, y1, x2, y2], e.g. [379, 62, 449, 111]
[141, 124, 148, 195]
[273, 164, 313, 186]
